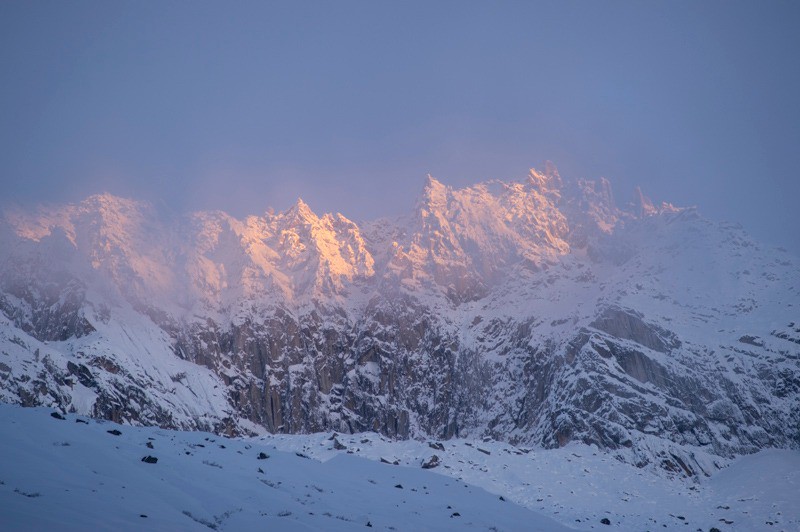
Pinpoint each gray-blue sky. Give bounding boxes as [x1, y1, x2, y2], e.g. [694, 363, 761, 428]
[1, 1, 799, 252]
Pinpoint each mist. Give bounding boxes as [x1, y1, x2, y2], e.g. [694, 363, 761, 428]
[1, 1, 798, 252]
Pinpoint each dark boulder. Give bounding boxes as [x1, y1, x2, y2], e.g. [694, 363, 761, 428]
[421, 455, 441, 469]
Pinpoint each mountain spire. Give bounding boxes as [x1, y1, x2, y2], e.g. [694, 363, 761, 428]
[528, 162, 562, 191]
[632, 186, 656, 218]
[596, 177, 615, 208]
[418, 174, 448, 212]
[284, 197, 317, 222]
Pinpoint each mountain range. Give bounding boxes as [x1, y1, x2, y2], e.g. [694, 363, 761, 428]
[1, 164, 798, 476]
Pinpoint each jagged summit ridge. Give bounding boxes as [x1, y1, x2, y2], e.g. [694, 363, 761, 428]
[3, 164, 645, 305]
[0, 164, 797, 478]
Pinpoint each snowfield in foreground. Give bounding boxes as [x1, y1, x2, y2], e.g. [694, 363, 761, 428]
[0, 405, 570, 531]
[1, 404, 798, 531]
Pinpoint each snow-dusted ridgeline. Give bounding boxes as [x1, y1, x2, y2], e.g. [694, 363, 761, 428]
[0, 164, 798, 477]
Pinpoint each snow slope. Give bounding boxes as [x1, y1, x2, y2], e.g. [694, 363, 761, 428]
[0, 405, 571, 531]
[265, 432, 800, 531]
[2, 404, 798, 531]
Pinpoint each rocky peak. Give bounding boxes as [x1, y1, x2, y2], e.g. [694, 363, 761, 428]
[527, 168, 548, 189]
[281, 197, 319, 226]
[417, 175, 449, 215]
[595, 177, 615, 208]
[79, 192, 145, 214]
[631, 186, 657, 218]
[385, 173, 573, 301]
[543, 160, 563, 188]
[266, 201, 375, 297]
[527, 161, 563, 192]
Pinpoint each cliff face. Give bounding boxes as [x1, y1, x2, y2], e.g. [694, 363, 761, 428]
[1, 166, 798, 474]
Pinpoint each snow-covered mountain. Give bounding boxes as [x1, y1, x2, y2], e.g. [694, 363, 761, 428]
[1, 164, 798, 477]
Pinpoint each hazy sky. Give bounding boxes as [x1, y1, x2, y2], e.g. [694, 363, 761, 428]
[1, 1, 799, 252]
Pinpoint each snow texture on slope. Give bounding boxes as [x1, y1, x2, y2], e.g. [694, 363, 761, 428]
[0, 405, 572, 531]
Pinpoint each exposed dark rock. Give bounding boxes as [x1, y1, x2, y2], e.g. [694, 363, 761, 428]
[590, 307, 679, 353]
[50, 412, 65, 420]
[421, 455, 441, 469]
[600, 517, 611, 525]
[141, 456, 158, 464]
[66, 361, 96, 388]
[739, 335, 764, 347]
[107, 429, 122, 436]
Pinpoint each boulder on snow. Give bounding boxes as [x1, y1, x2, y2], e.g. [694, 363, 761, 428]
[421, 455, 441, 469]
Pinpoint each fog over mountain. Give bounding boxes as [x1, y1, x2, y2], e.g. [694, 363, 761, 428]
[2, 2, 799, 254]
[1, 166, 797, 485]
